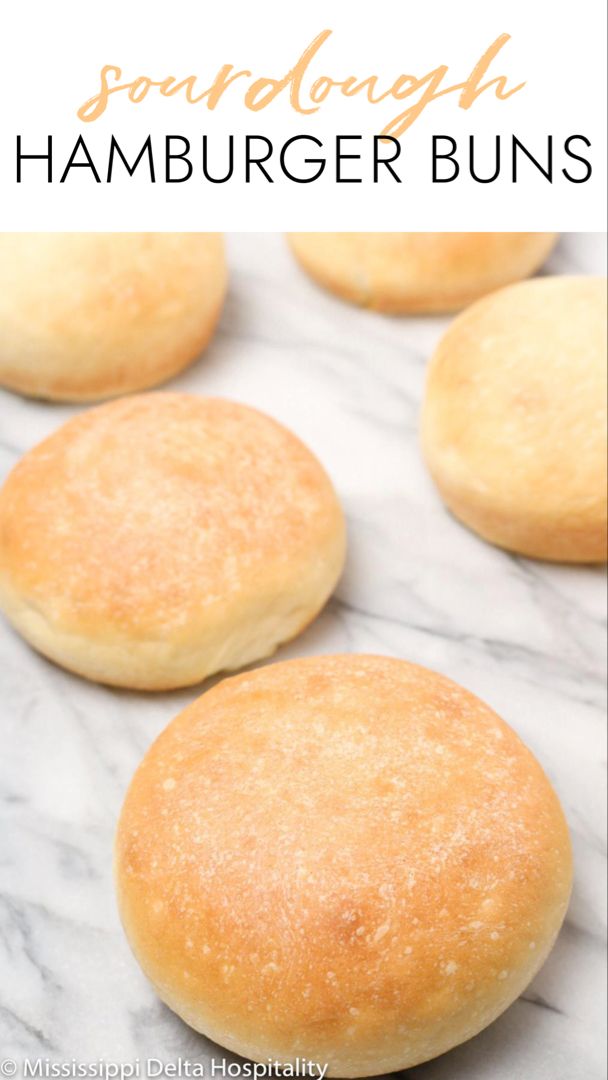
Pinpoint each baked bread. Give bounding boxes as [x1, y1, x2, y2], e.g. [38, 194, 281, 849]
[422, 275, 607, 562]
[115, 654, 572, 1076]
[0, 393, 345, 689]
[287, 233, 557, 313]
[0, 233, 227, 400]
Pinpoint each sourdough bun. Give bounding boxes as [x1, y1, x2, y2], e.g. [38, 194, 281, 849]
[287, 233, 557, 313]
[422, 275, 607, 562]
[115, 654, 572, 1076]
[0, 233, 227, 400]
[0, 394, 345, 689]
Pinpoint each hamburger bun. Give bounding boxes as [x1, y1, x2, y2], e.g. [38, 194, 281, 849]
[0, 393, 345, 689]
[287, 233, 557, 314]
[422, 275, 607, 562]
[0, 232, 227, 400]
[115, 654, 572, 1075]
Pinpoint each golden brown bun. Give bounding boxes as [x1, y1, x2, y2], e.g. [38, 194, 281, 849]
[422, 276, 607, 562]
[0, 233, 227, 400]
[287, 233, 557, 314]
[115, 654, 572, 1076]
[0, 394, 345, 689]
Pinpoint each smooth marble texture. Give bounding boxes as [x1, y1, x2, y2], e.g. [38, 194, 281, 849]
[0, 233, 606, 1078]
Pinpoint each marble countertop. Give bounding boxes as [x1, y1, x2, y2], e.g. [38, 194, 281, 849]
[0, 233, 606, 1079]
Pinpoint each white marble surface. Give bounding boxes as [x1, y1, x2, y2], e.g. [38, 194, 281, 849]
[0, 233, 606, 1079]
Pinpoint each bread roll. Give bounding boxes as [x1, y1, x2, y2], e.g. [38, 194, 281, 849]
[422, 275, 607, 562]
[287, 233, 557, 313]
[0, 233, 227, 400]
[115, 654, 572, 1076]
[0, 394, 345, 689]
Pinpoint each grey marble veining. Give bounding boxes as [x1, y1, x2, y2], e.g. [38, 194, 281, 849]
[0, 233, 606, 1078]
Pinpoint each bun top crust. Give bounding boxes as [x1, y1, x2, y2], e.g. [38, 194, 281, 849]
[115, 654, 572, 1075]
[0, 393, 344, 662]
[422, 276, 608, 561]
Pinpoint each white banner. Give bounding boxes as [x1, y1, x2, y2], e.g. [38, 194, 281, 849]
[0, 0, 606, 230]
